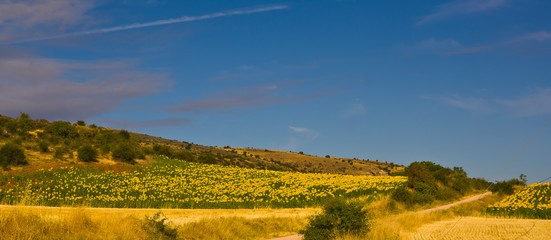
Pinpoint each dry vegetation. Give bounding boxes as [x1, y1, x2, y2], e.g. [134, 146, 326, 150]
[0, 204, 314, 240]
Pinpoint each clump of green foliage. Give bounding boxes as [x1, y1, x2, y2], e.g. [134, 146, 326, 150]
[391, 161, 489, 206]
[78, 145, 98, 162]
[143, 212, 178, 240]
[0, 142, 27, 168]
[301, 199, 371, 240]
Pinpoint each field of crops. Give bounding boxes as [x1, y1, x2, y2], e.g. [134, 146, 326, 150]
[0, 157, 406, 208]
[486, 183, 551, 219]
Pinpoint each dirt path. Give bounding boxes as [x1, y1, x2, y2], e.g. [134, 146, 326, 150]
[265, 192, 493, 240]
[415, 191, 492, 214]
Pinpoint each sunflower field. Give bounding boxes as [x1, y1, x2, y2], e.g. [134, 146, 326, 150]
[0, 157, 406, 208]
[486, 182, 551, 219]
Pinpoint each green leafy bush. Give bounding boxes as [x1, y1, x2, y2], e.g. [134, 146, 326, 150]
[78, 145, 98, 162]
[112, 143, 137, 163]
[301, 199, 370, 240]
[143, 212, 178, 239]
[0, 143, 27, 166]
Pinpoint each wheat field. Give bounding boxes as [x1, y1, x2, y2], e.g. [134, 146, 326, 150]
[409, 217, 551, 240]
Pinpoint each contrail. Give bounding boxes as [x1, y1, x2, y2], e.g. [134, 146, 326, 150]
[10, 5, 288, 44]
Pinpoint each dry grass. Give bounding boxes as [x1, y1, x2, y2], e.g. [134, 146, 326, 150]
[0, 205, 317, 240]
[178, 216, 308, 240]
[409, 217, 551, 240]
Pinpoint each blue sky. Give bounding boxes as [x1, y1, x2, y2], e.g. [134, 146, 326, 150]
[1, 0, 550, 183]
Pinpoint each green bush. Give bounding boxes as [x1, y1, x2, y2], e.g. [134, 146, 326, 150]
[112, 143, 137, 163]
[143, 212, 178, 239]
[0, 143, 27, 166]
[48, 121, 78, 138]
[152, 144, 173, 158]
[78, 145, 98, 162]
[301, 199, 370, 240]
[38, 141, 49, 153]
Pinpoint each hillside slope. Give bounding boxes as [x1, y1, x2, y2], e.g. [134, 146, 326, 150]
[0, 113, 402, 175]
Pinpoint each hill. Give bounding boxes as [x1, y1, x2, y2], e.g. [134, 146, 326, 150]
[0, 113, 402, 175]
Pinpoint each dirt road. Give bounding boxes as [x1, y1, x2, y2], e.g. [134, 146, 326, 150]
[265, 192, 493, 240]
[415, 192, 492, 214]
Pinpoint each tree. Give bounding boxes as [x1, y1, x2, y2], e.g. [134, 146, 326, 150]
[78, 145, 98, 162]
[301, 199, 370, 240]
[112, 143, 137, 163]
[119, 130, 131, 140]
[0, 143, 27, 166]
[48, 121, 78, 138]
[76, 120, 86, 126]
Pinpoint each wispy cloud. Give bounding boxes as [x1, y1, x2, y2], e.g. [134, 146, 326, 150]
[427, 89, 551, 117]
[444, 30, 551, 55]
[167, 80, 330, 113]
[289, 126, 310, 133]
[406, 38, 462, 55]
[495, 89, 551, 117]
[7, 5, 289, 44]
[0, 0, 95, 41]
[432, 96, 495, 114]
[285, 126, 320, 150]
[102, 118, 193, 129]
[418, 0, 508, 25]
[342, 102, 367, 117]
[0, 55, 169, 121]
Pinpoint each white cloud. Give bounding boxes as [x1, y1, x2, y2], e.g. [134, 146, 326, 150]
[0, 56, 169, 121]
[418, 0, 508, 25]
[342, 103, 367, 117]
[427, 89, 551, 117]
[284, 126, 320, 151]
[495, 89, 551, 117]
[8, 5, 289, 44]
[289, 126, 310, 133]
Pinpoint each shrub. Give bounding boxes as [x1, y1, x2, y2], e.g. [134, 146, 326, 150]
[112, 143, 137, 163]
[152, 144, 173, 158]
[78, 145, 98, 162]
[173, 150, 195, 162]
[0, 143, 27, 166]
[301, 199, 370, 240]
[48, 121, 78, 138]
[119, 130, 131, 140]
[143, 212, 178, 239]
[198, 152, 217, 164]
[38, 141, 49, 153]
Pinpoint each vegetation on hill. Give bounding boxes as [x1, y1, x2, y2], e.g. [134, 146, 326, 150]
[390, 161, 490, 206]
[0, 113, 400, 176]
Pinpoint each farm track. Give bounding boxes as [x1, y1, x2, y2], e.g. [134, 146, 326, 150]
[0, 204, 320, 225]
[266, 192, 494, 240]
[410, 217, 551, 240]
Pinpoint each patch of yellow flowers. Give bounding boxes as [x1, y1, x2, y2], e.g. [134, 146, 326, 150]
[486, 183, 551, 218]
[0, 157, 406, 208]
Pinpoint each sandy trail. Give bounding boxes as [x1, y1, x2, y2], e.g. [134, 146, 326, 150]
[415, 191, 492, 214]
[265, 192, 493, 240]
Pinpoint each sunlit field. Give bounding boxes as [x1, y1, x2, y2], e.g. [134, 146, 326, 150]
[486, 183, 551, 219]
[0, 157, 406, 208]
